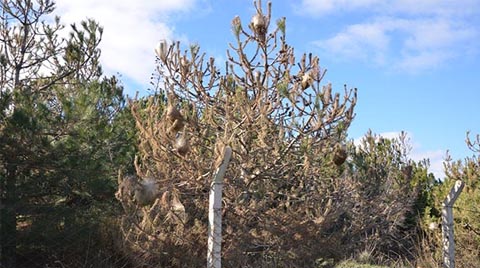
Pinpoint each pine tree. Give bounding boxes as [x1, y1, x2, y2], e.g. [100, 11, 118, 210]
[0, 1, 134, 266]
[118, 1, 357, 266]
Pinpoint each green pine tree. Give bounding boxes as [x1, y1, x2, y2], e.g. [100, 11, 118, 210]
[0, 1, 135, 266]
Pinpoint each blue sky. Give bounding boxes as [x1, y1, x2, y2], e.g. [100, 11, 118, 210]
[55, 0, 480, 178]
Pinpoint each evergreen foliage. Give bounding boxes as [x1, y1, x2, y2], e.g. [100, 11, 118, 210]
[419, 133, 480, 268]
[0, 1, 135, 267]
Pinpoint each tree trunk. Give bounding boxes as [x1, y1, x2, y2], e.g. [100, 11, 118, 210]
[0, 163, 17, 268]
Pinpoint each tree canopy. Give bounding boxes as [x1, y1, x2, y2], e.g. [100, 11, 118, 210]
[0, 1, 134, 267]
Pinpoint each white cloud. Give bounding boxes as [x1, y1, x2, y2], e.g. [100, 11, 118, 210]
[313, 21, 389, 65]
[410, 149, 446, 180]
[395, 50, 453, 73]
[354, 131, 446, 179]
[54, 0, 197, 92]
[380, 131, 446, 179]
[304, 0, 479, 73]
[313, 17, 478, 73]
[377, 131, 407, 140]
[403, 20, 475, 51]
[296, 0, 382, 16]
[298, 0, 480, 17]
[397, 19, 477, 72]
[386, 0, 480, 17]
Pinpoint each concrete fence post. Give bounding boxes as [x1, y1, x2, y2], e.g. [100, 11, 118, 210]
[207, 146, 232, 268]
[442, 180, 464, 268]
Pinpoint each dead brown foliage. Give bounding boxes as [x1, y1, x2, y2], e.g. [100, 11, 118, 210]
[116, 1, 359, 266]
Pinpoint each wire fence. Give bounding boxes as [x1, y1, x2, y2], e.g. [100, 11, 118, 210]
[2, 178, 480, 268]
